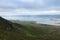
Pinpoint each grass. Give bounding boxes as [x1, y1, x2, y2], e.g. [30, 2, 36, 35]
[0, 20, 60, 40]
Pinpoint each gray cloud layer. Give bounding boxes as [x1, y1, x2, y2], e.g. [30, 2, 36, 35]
[0, 0, 59, 10]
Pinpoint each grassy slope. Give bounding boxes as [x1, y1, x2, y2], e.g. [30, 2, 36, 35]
[0, 21, 60, 40]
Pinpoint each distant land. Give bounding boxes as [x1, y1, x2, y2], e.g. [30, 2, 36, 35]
[11, 15, 60, 17]
[2, 15, 60, 18]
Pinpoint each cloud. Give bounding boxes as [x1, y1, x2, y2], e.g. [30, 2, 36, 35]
[0, 0, 59, 20]
[0, 9, 60, 16]
[0, 0, 59, 10]
[0, 0, 60, 18]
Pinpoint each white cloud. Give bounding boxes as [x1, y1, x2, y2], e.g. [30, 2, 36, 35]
[0, 9, 60, 16]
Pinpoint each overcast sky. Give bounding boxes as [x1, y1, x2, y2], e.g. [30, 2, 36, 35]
[0, 0, 60, 16]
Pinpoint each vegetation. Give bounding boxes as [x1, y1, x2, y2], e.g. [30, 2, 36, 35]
[0, 17, 60, 40]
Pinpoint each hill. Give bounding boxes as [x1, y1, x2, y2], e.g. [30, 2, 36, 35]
[0, 17, 60, 40]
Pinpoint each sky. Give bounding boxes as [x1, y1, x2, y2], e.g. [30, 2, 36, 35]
[0, 0, 60, 17]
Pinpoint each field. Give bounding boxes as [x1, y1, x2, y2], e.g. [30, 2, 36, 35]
[0, 20, 60, 40]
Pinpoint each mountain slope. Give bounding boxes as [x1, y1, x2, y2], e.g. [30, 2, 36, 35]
[0, 17, 60, 40]
[0, 17, 14, 31]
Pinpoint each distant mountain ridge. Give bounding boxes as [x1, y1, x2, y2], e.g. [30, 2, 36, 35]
[4, 15, 60, 18]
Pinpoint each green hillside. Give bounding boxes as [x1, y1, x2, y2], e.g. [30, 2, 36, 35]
[11, 21, 60, 40]
[0, 17, 60, 40]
